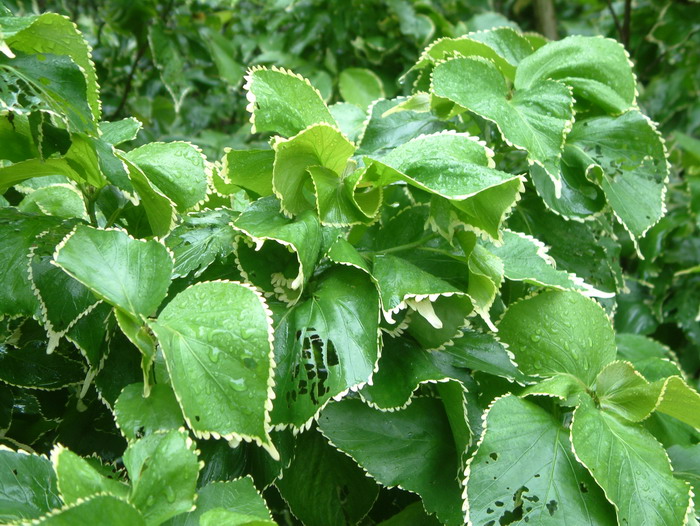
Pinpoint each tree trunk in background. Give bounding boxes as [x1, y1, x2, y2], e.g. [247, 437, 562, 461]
[535, 0, 558, 40]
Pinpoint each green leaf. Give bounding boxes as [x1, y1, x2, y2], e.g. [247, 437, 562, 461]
[0, 446, 62, 522]
[571, 398, 691, 526]
[51, 445, 129, 504]
[148, 24, 189, 111]
[308, 165, 381, 226]
[149, 281, 277, 455]
[616, 333, 681, 382]
[234, 197, 322, 304]
[359, 336, 472, 410]
[222, 149, 274, 197]
[432, 56, 573, 180]
[319, 397, 463, 526]
[270, 267, 380, 429]
[165, 209, 237, 279]
[168, 477, 272, 526]
[0, 156, 81, 193]
[99, 117, 142, 145]
[272, 123, 355, 216]
[120, 156, 177, 237]
[653, 376, 700, 430]
[114, 383, 184, 441]
[329, 102, 366, 144]
[377, 501, 441, 526]
[65, 301, 112, 369]
[33, 495, 145, 525]
[19, 184, 88, 219]
[0, 209, 61, 317]
[124, 142, 207, 211]
[338, 67, 384, 110]
[595, 361, 660, 422]
[203, 28, 245, 87]
[486, 230, 613, 298]
[522, 374, 587, 402]
[244, 66, 336, 137]
[53, 225, 173, 320]
[123, 430, 200, 525]
[497, 291, 616, 385]
[2, 12, 100, 120]
[465, 395, 614, 525]
[515, 35, 636, 114]
[0, 337, 84, 390]
[566, 110, 668, 241]
[356, 97, 446, 156]
[276, 429, 379, 526]
[411, 27, 534, 80]
[441, 330, 525, 382]
[0, 51, 96, 133]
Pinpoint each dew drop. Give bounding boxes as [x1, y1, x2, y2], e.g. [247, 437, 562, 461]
[209, 347, 222, 363]
[165, 486, 176, 503]
[230, 378, 246, 392]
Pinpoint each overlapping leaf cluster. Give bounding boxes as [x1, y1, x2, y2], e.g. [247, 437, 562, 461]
[1, 4, 699, 526]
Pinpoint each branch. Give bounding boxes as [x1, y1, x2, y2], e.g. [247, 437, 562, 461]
[108, 41, 148, 120]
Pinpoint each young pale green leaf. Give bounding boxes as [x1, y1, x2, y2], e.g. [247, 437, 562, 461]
[521, 374, 587, 401]
[360, 337, 472, 410]
[245, 66, 337, 137]
[276, 429, 379, 526]
[234, 197, 322, 304]
[272, 123, 354, 215]
[432, 56, 573, 180]
[111, 310, 158, 395]
[571, 398, 691, 526]
[53, 225, 173, 320]
[123, 430, 200, 525]
[1, 12, 100, 120]
[165, 209, 237, 279]
[0, 446, 62, 522]
[168, 477, 272, 526]
[0, 158, 83, 193]
[653, 376, 700, 430]
[148, 25, 189, 111]
[497, 291, 616, 386]
[18, 184, 88, 219]
[567, 110, 668, 241]
[308, 165, 382, 226]
[51, 445, 129, 504]
[270, 267, 379, 429]
[486, 230, 613, 298]
[0, 51, 96, 133]
[595, 361, 660, 422]
[338, 67, 384, 110]
[319, 397, 463, 526]
[33, 495, 145, 525]
[466, 395, 614, 525]
[221, 149, 275, 197]
[411, 27, 534, 79]
[515, 35, 636, 114]
[114, 383, 184, 441]
[356, 97, 445, 156]
[149, 281, 276, 454]
[124, 142, 208, 211]
[329, 102, 366, 143]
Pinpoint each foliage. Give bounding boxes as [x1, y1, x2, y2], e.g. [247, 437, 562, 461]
[1, 1, 699, 525]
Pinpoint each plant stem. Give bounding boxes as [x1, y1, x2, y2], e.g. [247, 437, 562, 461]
[108, 41, 148, 120]
[535, 0, 558, 40]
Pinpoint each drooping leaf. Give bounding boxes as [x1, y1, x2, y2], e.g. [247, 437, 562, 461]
[124, 142, 208, 211]
[566, 110, 668, 241]
[244, 66, 336, 137]
[319, 397, 463, 526]
[0, 446, 62, 522]
[276, 428, 379, 526]
[308, 165, 381, 226]
[497, 291, 616, 385]
[99, 117, 142, 145]
[571, 398, 691, 526]
[234, 197, 322, 304]
[18, 184, 88, 219]
[485, 230, 613, 298]
[123, 430, 200, 525]
[53, 225, 173, 320]
[148, 24, 189, 111]
[270, 267, 380, 429]
[432, 56, 573, 179]
[52, 445, 129, 505]
[149, 281, 277, 455]
[466, 395, 614, 525]
[33, 495, 145, 526]
[114, 383, 184, 441]
[515, 35, 636, 114]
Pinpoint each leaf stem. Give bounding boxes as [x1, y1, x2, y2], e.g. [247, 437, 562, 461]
[362, 233, 440, 256]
